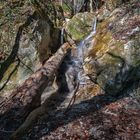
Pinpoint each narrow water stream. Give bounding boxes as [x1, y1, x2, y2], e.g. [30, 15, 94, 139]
[62, 17, 97, 104]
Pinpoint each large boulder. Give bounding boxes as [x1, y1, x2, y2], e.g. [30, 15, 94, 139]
[0, 0, 36, 92]
[83, 1, 140, 95]
[0, 0, 61, 93]
[65, 12, 95, 41]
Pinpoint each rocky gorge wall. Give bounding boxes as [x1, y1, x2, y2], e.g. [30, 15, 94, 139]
[66, 0, 140, 96]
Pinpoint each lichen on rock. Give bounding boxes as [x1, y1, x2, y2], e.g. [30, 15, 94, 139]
[83, 1, 140, 95]
[65, 12, 95, 42]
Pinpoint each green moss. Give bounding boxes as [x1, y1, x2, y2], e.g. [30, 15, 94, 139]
[66, 12, 95, 41]
[67, 22, 88, 41]
[89, 30, 113, 58]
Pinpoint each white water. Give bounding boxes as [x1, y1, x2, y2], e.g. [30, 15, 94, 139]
[59, 16, 98, 107]
[84, 17, 97, 41]
[77, 17, 97, 63]
[61, 28, 65, 45]
[65, 16, 97, 87]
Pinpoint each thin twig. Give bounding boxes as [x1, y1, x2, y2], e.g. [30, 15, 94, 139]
[0, 129, 14, 133]
[64, 81, 80, 113]
[93, 0, 98, 11]
[17, 56, 34, 73]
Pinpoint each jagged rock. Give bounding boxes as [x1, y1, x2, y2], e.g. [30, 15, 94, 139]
[0, 0, 61, 92]
[83, 1, 140, 95]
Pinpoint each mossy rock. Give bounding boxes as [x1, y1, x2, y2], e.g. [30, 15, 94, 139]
[83, 1, 140, 95]
[65, 12, 95, 41]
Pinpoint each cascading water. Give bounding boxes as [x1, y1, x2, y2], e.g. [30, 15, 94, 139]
[65, 16, 97, 96]
[77, 17, 97, 62]
[61, 28, 64, 45]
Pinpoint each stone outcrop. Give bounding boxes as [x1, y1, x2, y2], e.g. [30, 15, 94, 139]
[0, 0, 62, 92]
[65, 12, 95, 41]
[83, 1, 140, 95]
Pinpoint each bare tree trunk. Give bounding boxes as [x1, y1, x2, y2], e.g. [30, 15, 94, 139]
[0, 42, 71, 124]
[61, 0, 63, 6]
[90, 0, 93, 13]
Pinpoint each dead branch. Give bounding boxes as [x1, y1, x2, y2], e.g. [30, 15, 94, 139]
[17, 56, 34, 73]
[0, 42, 72, 113]
[64, 81, 80, 113]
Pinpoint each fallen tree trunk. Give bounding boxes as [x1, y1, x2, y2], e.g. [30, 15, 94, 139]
[0, 42, 71, 121]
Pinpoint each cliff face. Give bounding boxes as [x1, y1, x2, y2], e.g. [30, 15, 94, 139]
[0, 0, 61, 92]
[83, 1, 140, 95]
[65, 0, 140, 96]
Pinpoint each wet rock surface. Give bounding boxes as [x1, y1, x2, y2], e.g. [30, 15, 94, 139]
[65, 12, 95, 42]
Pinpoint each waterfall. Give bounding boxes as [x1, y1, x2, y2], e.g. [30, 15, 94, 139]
[84, 17, 97, 42]
[77, 17, 97, 62]
[64, 16, 98, 92]
[65, 16, 98, 86]
[61, 28, 64, 45]
[93, 17, 97, 33]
